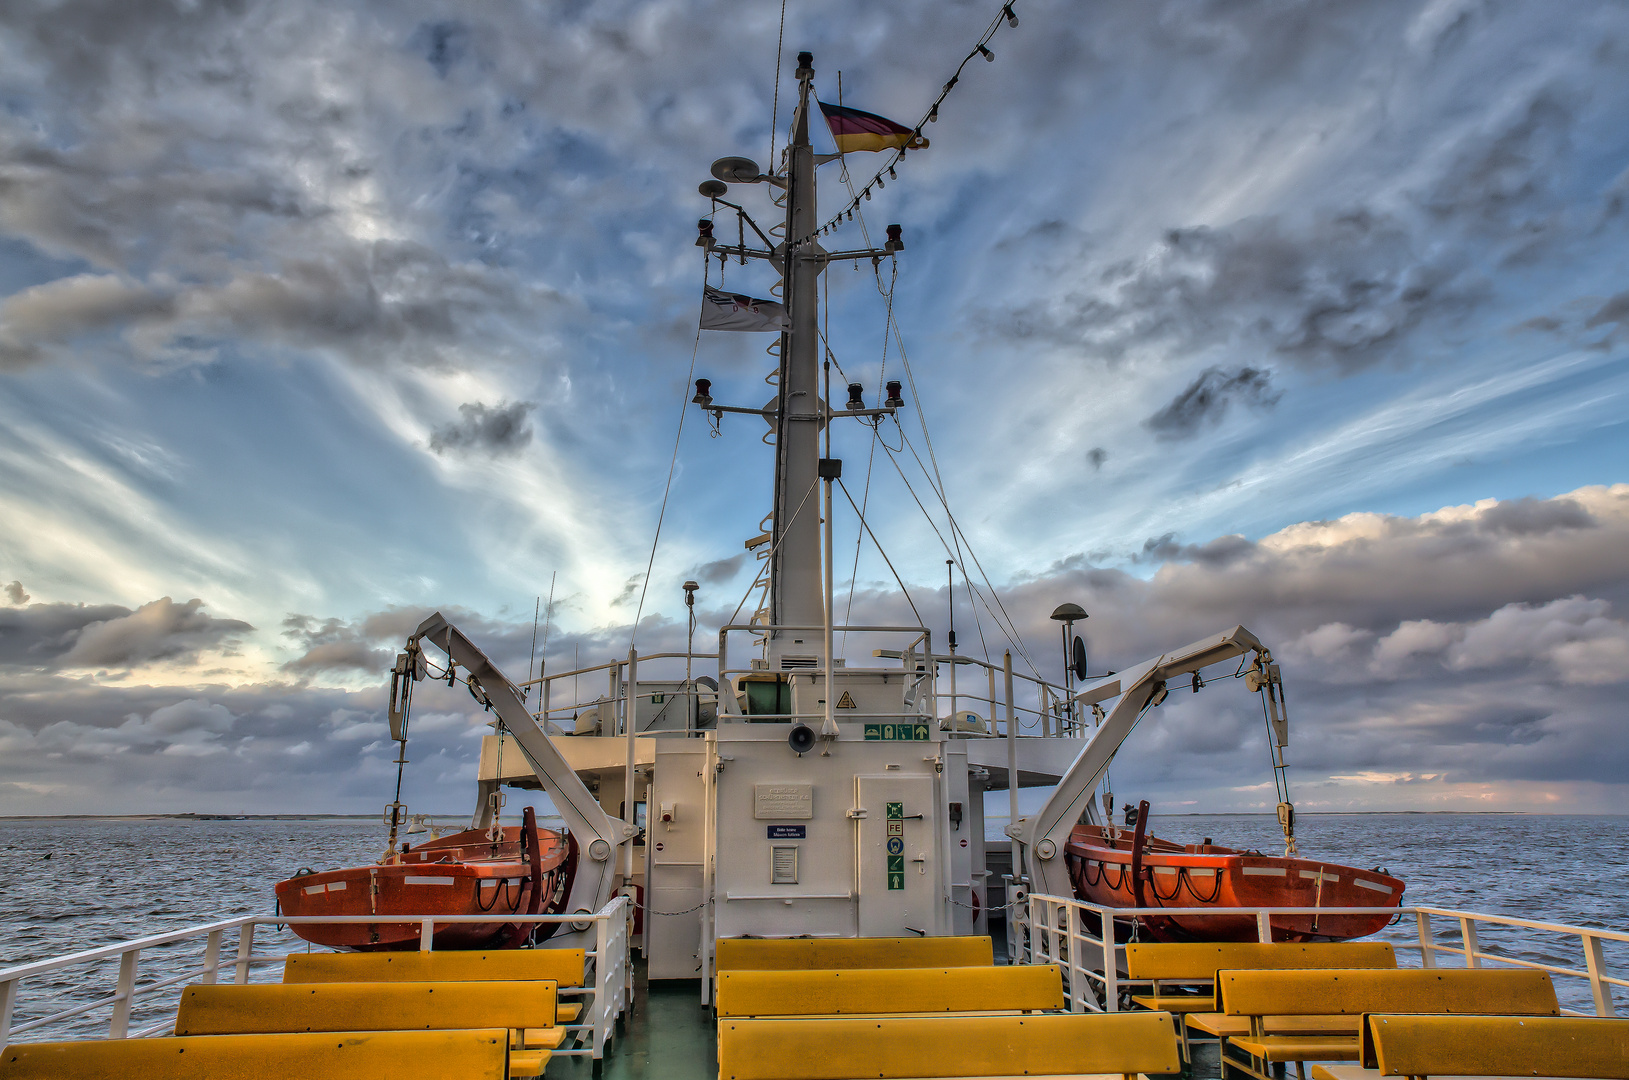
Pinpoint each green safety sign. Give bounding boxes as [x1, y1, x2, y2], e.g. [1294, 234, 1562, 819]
[886, 802, 905, 889]
[863, 723, 931, 741]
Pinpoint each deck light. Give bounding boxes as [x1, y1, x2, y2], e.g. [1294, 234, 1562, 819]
[884, 380, 904, 408]
[692, 379, 713, 406]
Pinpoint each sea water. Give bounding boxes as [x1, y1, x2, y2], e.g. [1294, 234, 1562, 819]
[0, 813, 1624, 1032]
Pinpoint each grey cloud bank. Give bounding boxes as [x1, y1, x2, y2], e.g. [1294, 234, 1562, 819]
[3, 486, 1627, 814]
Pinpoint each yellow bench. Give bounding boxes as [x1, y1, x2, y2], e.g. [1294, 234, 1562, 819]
[1216, 969, 1560, 1080]
[1125, 942, 1397, 1054]
[716, 965, 1065, 1017]
[1310, 1014, 1629, 1080]
[283, 948, 586, 1025]
[718, 1011, 1182, 1080]
[716, 936, 993, 972]
[1126, 941, 1396, 1014]
[175, 981, 560, 1077]
[0, 1028, 510, 1080]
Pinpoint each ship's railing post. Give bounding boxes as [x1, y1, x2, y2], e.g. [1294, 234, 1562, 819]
[0, 974, 19, 1047]
[1256, 910, 1273, 943]
[233, 923, 256, 985]
[107, 949, 138, 1038]
[1459, 916, 1481, 967]
[1416, 910, 1437, 968]
[200, 929, 223, 985]
[1582, 934, 1616, 1017]
[1100, 906, 1118, 1013]
[419, 919, 434, 951]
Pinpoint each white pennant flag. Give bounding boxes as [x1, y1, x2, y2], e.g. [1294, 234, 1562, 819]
[700, 286, 789, 332]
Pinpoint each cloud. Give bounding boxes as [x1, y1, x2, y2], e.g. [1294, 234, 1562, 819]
[689, 555, 744, 585]
[429, 400, 537, 457]
[0, 596, 251, 669]
[3, 581, 26, 605]
[1144, 366, 1281, 440]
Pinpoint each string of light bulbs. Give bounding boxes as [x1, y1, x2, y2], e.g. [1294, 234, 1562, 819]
[805, 0, 1020, 244]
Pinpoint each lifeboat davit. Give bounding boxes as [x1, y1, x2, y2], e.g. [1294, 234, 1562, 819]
[275, 807, 575, 951]
[1066, 821, 1404, 943]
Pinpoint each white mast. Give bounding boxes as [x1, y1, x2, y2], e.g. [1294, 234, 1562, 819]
[768, 52, 826, 659]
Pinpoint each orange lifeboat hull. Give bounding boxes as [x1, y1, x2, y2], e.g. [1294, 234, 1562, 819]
[275, 824, 573, 951]
[1066, 824, 1403, 943]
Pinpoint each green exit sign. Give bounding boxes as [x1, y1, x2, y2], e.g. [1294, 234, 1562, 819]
[863, 723, 931, 741]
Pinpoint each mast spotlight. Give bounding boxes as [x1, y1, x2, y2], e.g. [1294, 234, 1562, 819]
[884, 380, 904, 408]
[692, 379, 713, 406]
[846, 382, 865, 409]
[884, 224, 904, 252]
[695, 219, 715, 248]
[710, 156, 762, 184]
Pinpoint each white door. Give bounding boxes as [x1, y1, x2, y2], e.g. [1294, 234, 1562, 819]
[856, 775, 936, 937]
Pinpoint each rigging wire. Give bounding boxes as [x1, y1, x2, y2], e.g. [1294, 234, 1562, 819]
[768, 0, 789, 171]
[809, 0, 1022, 239]
[836, 477, 924, 626]
[726, 475, 822, 628]
[629, 256, 708, 647]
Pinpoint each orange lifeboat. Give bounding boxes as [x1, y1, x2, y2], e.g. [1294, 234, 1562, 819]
[275, 807, 575, 951]
[1066, 816, 1403, 942]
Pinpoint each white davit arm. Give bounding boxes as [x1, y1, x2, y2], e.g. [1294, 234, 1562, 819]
[1014, 624, 1266, 899]
[410, 611, 633, 919]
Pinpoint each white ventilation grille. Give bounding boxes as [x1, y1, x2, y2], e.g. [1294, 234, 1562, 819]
[770, 846, 799, 884]
[779, 655, 818, 669]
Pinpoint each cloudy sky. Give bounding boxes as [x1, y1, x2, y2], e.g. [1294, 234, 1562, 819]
[1, 0, 1627, 818]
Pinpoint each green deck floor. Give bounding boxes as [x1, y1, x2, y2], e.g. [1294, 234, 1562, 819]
[553, 964, 717, 1080]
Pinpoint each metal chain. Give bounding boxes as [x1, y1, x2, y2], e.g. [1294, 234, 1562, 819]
[643, 898, 714, 917]
[943, 892, 1024, 912]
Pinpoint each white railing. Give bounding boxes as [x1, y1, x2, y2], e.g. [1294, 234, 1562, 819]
[0, 897, 633, 1059]
[1012, 892, 1625, 1018]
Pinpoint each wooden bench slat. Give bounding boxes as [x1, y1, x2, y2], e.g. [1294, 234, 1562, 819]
[1131, 993, 1214, 1013]
[1218, 968, 1560, 1017]
[717, 966, 1063, 1017]
[717, 1012, 1181, 1080]
[1126, 942, 1396, 982]
[1370, 1014, 1629, 1079]
[1229, 1035, 1363, 1062]
[716, 936, 993, 972]
[283, 949, 586, 987]
[175, 981, 556, 1036]
[0, 1029, 509, 1080]
[1187, 1014, 1362, 1038]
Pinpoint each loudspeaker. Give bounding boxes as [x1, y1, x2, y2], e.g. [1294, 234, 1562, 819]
[787, 723, 816, 755]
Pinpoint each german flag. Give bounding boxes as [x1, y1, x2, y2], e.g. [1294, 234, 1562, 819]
[817, 101, 929, 154]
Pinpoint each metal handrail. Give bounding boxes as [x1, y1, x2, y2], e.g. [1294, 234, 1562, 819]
[0, 899, 634, 1058]
[1012, 893, 1622, 1019]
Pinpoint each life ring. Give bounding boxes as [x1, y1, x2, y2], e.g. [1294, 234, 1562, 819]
[971, 887, 982, 919]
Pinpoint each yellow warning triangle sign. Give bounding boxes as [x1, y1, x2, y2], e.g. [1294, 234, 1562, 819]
[835, 690, 857, 709]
